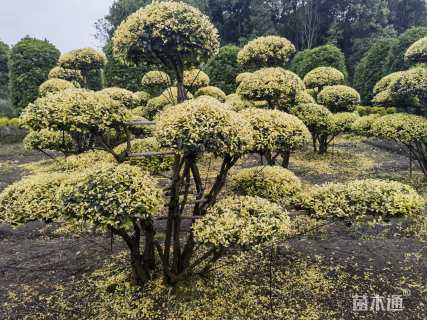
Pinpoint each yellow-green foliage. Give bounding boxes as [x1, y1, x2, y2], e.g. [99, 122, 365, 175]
[237, 67, 305, 110]
[195, 86, 226, 102]
[145, 95, 171, 120]
[237, 36, 296, 68]
[112, 1, 219, 67]
[114, 137, 174, 174]
[161, 86, 194, 105]
[133, 91, 151, 107]
[390, 67, 427, 102]
[48, 66, 84, 84]
[240, 107, 309, 153]
[235, 72, 253, 85]
[21, 89, 130, 131]
[303, 67, 345, 90]
[224, 93, 255, 112]
[58, 48, 107, 73]
[356, 105, 397, 116]
[23, 129, 73, 151]
[230, 166, 302, 206]
[58, 151, 117, 172]
[60, 164, 164, 231]
[373, 71, 405, 95]
[370, 113, 427, 144]
[305, 179, 425, 219]
[0, 172, 68, 225]
[317, 85, 361, 112]
[155, 96, 253, 157]
[0, 117, 21, 128]
[351, 114, 381, 136]
[141, 71, 171, 96]
[404, 36, 427, 66]
[295, 90, 316, 104]
[183, 69, 210, 92]
[291, 103, 334, 137]
[193, 196, 290, 247]
[100, 87, 139, 109]
[39, 79, 79, 97]
[372, 89, 394, 106]
[332, 112, 360, 133]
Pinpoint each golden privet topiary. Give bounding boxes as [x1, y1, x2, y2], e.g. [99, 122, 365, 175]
[39, 79, 79, 97]
[58, 48, 107, 75]
[195, 86, 227, 102]
[183, 69, 210, 93]
[404, 36, 427, 66]
[225, 94, 255, 112]
[303, 67, 345, 92]
[235, 72, 253, 85]
[237, 67, 305, 111]
[230, 166, 302, 206]
[23, 129, 74, 153]
[193, 196, 291, 248]
[100, 87, 140, 109]
[240, 108, 309, 167]
[141, 71, 172, 96]
[317, 85, 361, 112]
[237, 36, 296, 68]
[48, 66, 84, 85]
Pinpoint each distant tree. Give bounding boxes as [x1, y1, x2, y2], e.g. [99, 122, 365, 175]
[9, 37, 60, 111]
[388, 0, 427, 33]
[0, 40, 9, 100]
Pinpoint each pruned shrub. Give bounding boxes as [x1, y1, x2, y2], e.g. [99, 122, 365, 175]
[145, 96, 171, 120]
[58, 48, 107, 76]
[39, 79, 79, 97]
[183, 69, 210, 93]
[351, 114, 381, 136]
[195, 86, 226, 102]
[230, 166, 302, 206]
[303, 67, 345, 92]
[317, 85, 361, 112]
[48, 67, 84, 85]
[141, 71, 171, 97]
[101, 87, 140, 109]
[236, 72, 253, 85]
[225, 94, 255, 112]
[304, 179, 425, 219]
[404, 36, 427, 66]
[24, 129, 74, 153]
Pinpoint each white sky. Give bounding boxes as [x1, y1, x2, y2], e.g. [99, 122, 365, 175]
[0, 0, 114, 52]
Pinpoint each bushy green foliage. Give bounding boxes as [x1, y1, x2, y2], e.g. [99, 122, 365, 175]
[183, 69, 210, 93]
[141, 71, 171, 96]
[23, 129, 73, 152]
[193, 196, 290, 248]
[114, 137, 174, 174]
[305, 179, 425, 219]
[237, 36, 296, 69]
[101, 87, 140, 109]
[58, 48, 107, 75]
[356, 106, 397, 116]
[0, 117, 20, 128]
[235, 72, 253, 86]
[224, 94, 255, 112]
[144, 96, 171, 120]
[291, 44, 348, 78]
[195, 86, 226, 102]
[9, 37, 60, 111]
[373, 72, 405, 95]
[230, 166, 302, 206]
[204, 45, 243, 94]
[60, 164, 164, 231]
[0, 40, 10, 100]
[48, 67, 84, 85]
[303, 67, 345, 91]
[133, 91, 151, 107]
[155, 96, 253, 157]
[351, 114, 381, 136]
[237, 67, 305, 110]
[39, 79, 79, 97]
[405, 36, 427, 66]
[317, 85, 361, 112]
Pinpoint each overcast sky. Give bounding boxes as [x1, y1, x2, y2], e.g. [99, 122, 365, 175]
[0, 0, 114, 52]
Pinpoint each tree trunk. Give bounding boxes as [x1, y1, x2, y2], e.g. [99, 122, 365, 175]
[281, 150, 291, 168]
[318, 134, 329, 154]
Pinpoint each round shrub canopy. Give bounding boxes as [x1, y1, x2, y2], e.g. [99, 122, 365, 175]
[145, 95, 171, 120]
[295, 91, 315, 105]
[155, 96, 253, 157]
[133, 91, 151, 107]
[390, 67, 427, 103]
[141, 71, 172, 96]
[305, 179, 425, 219]
[59, 48, 107, 74]
[373, 71, 405, 95]
[195, 86, 226, 102]
[237, 36, 296, 68]
[317, 85, 361, 112]
[332, 112, 360, 133]
[231, 166, 302, 206]
[193, 196, 291, 248]
[112, 1, 220, 68]
[404, 36, 427, 66]
[240, 108, 309, 153]
[225, 94, 255, 112]
[351, 114, 381, 136]
[24, 129, 73, 152]
[183, 69, 210, 92]
[236, 72, 253, 85]
[60, 164, 165, 231]
[0, 172, 68, 225]
[101, 87, 139, 109]
[237, 67, 305, 110]
[48, 66, 84, 84]
[291, 103, 334, 136]
[303, 67, 345, 90]
[39, 79, 79, 97]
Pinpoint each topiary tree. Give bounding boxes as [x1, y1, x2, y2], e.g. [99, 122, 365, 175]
[291, 44, 348, 79]
[112, 1, 220, 103]
[141, 71, 171, 97]
[9, 37, 60, 111]
[204, 45, 244, 94]
[39, 79, 79, 97]
[405, 36, 427, 67]
[240, 108, 309, 167]
[317, 85, 361, 113]
[237, 36, 296, 69]
[100, 87, 141, 109]
[183, 69, 210, 93]
[237, 67, 306, 111]
[303, 67, 345, 96]
[48, 66, 84, 85]
[351, 114, 381, 136]
[23, 129, 74, 155]
[370, 113, 427, 175]
[225, 93, 255, 112]
[235, 72, 253, 86]
[195, 86, 226, 102]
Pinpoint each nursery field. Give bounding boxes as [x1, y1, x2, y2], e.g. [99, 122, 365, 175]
[0, 137, 426, 320]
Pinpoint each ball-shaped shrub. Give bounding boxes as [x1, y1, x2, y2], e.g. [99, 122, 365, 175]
[372, 90, 394, 106]
[195, 86, 226, 102]
[295, 91, 316, 105]
[240, 108, 310, 154]
[144, 96, 171, 120]
[373, 71, 405, 95]
[133, 91, 151, 107]
[24, 129, 73, 152]
[0, 173, 68, 225]
[351, 114, 381, 136]
[60, 164, 164, 231]
[303, 67, 345, 90]
[193, 196, 291, 248]
[237, 67, 305, 110]
[160, 87, 194, 105]
[183, 69, 210, 92]
[291, 103, 334, 137]
[39, 79, 79, 97]
[390, 67, 427, 102]
[112, 1, 219, 68]
[155, 96, 253, 157]
[317, 85, 361, 112]
[141, 71, 172, 96]
[48, 66, 84, 84]
[332, 112, 360, 133]
[225, 94, 255, 112]
[235, 72, 253, 85]
[114, 137, 174, 174]
[58, 48, 107, 74]
[238, 36, 296, 68]
[100, 87, 139, 109]
[404, 36, 427, 66]
[305, 179, 425, 219]
[230, 166, 302, 206]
